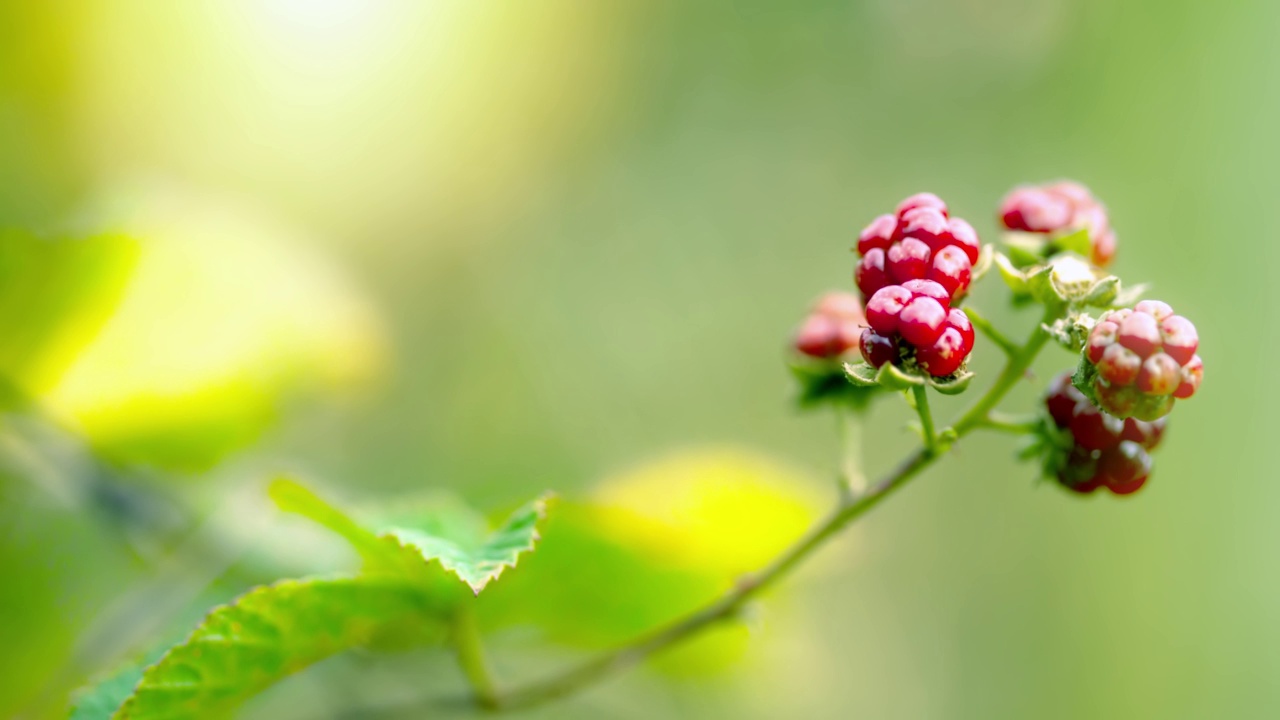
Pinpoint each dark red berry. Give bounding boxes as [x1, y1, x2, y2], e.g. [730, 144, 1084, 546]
[1137, 353, 1181, 396]
[896, 192, 948, 219]
[1159, 315, 1199, 366]
[1098, 441, 1152, 495]
[1121, 416, 1167, 450]
[855, 248, 891, 298]
[1118, 312, 1162, 359]
[945, 217, 981, 264]
[927, 245, 972, 300]
[866, 285, 912, 335]
[1174, 355, 1203, 399]
[1045, 372, 1084, 429]
[857, 214, 898, 255]
[859, 329, 898, 368]
[897, 296, 948, 348]
[887, 237, 931, 283]
[1069, 398, 1124, 451]
[900, 279, 951, 308]
[1057, 446, 1102, 495]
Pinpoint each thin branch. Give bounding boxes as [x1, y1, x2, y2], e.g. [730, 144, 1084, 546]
[453, 606, 500, 710]
[473, 307, 1062, 713]
[976, 412, 1042, 435]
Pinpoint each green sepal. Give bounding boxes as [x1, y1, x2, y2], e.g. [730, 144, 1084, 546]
[1051, 228, 1092, 258]
[791, 360, 880, 411]
[927, 370, 974, 395]
[995, 252, 1031, 296]
[842, 361, 879, 387]
[875, 361, 925, 390]
[970, 244, 995, 283]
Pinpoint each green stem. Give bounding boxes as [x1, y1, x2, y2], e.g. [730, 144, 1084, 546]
[835, 404, 865, 496]
[978, 412, 1042, 435]
[965, 306, 1020, 357]
[453, 606, 500, 710]
[911, 385, 938, 454]
[481, 306, 1064, 713]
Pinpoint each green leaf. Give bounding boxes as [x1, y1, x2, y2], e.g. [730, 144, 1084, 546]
[387, 494, 552, 595]
[272, 478, 552, 595]
[927, 371, 974, 395]
[842, 361, 879, 387]
[111, 576, 445, 720]
[874, 361, 924, 390]
[1051, 228, 1092, 257]
[70, 660, 150, 720]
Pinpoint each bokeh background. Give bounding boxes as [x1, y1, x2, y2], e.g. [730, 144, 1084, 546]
[0, 1, 1273, 718]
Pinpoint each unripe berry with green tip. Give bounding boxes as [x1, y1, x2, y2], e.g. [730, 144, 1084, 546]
[1080, 302, 1202, 420]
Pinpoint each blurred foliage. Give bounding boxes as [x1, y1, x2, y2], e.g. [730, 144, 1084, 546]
[0, 0, 1275, 718]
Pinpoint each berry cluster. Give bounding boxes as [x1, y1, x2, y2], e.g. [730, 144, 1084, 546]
[855, 193, 981, 303]
[998, 180, 1115, 266]
[1046, 373, 1165, 496]
[1082, 300, 1202, 420]
[860, 280, 974, 377]
[793, 291, 866, 360]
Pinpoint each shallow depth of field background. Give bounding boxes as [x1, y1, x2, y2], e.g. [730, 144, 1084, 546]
[0, 2, 1274, 718]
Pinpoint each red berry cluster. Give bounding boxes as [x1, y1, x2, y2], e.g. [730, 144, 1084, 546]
[1046, 373, 1165, 496]
[855, 193, 981, 304]
[997, 180, 1116, 266]
[860, 280, 974, 377]
[1083, 300, 1202, 420]
[793, 291, 866, 360]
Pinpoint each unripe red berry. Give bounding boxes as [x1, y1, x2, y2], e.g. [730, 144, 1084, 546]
[795, 316, 842, 358]
[897, 296, 948, 348]
[857, 214, 898, 255]
[855, 248, 891, 298]
[1044, 180, 1095, 208]
[1096, 343, 1142, 386]
[813, 291, 865, 320]
[999, 187, 1073, 233]
[1087, 320, 1119, 364]
[1117, 312, 1162, 359]
[1159, 315, 1199, 366]
[945, 217, 981, 264]
[900, 207, 949, 249]
[866, 285, 913, 335]
[1121, 416, 1167, 450]
[947, 308, 975, 353]
[1098, 441, 1152, 495]
[887, 237, 932, 283]
[1069, 398, 1124, 451]
[1092, 230, 1117, 266]
[1137, 353, 1181, 396]
[896, 192, 948, 219]
[916, 326, 967, 377]
[1174, 355, 1203, 399]
[901, 279, 951, 308]
[859, 329, 898, 368]
[927, 245, 973, 300]
[1135, 300, 1173, 321]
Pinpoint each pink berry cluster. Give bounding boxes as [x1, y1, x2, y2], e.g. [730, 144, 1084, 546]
[855, 193, 981, 304]
[1045, 373, 1165, 495]
[998, 180, 1115, 266]
[860, 279, 974, 377]
[1083, 300, 1202, 420]
[793, 291, 866, 360]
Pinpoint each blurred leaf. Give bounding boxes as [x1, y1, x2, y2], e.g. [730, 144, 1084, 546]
[110, 577, 444, 720]
[69, 660, 147, 720]
[44, 190, 387, 472]
[1051, 228, 1092, 257]
[0, 229, 138, 402]
[387, 495, 551, 595]
[477, 449, 819, 675]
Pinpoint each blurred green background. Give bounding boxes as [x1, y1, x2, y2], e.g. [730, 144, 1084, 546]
[0, 1, 1272, 718]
